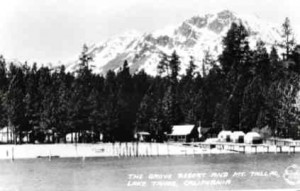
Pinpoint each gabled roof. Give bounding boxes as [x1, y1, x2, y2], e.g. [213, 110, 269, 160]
[137, 131, 150, 135]
[169, 125, 194, 136]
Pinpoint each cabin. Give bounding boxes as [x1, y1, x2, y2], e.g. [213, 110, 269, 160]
[66, 132, 79, 143]
[218, 131, 232, 142]
[20, 131, 32, 143]
[167, 125, 199, 142]
[44, 129, 54, 143]
[244, 132, 263, 144]
[0, 127, 13, 143]
[66, 131, 98, 143]
[231, 131, 245, 143]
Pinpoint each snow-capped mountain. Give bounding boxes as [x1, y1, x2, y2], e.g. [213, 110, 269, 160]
[67, 10, 282, 76]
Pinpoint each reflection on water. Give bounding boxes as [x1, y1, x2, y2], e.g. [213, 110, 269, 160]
[0, 154, 300, 191]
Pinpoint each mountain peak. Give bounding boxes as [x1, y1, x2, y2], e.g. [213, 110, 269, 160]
[67, 10, 282, 76]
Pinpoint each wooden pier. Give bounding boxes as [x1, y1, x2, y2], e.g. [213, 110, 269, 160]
[196, 142, 300, 154]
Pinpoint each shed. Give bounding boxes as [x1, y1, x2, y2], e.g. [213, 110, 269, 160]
[244, 132, 263, 144]
[231, 131, 245, 143]
[135, 131, 151, 142]
[167, 125, 198, 142]
[66, 132, 79, 143]
[0, 127, 13, 143]
[218, 131, 232, 142]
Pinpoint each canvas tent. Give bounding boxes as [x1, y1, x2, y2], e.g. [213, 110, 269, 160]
[244, 132, 263, 144]
[231, 131, 245, 143]
[218, 131, 232, 142]
[167, 125, 197, 142]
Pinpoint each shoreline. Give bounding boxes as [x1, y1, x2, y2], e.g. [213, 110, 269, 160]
[0, 142, 234, 160]
[0, 142, 299, 160]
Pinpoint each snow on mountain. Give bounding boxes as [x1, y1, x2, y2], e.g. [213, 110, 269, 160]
[66, 10, 283, 76]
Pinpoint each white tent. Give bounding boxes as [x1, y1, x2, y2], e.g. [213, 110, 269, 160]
[231, 131, 245, 143]
[244, 132, 262, 144]
[218, 131, 232, 142]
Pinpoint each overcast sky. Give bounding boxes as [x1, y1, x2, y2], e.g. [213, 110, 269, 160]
[0, 0, 299, 64]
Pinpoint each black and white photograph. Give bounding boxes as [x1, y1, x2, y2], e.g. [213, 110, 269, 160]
[0, 0, 300, 190]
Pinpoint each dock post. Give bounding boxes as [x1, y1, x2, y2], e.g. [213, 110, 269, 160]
[112, 143, 115, 156]
[137, 141, 139, 157]
[167, 142, 169, 157]
[240, 146, 245, 153]
[11, 147, 14, 162]
[294, 146, 296, 153]
[193, 146, 195, 157]
[48, 150, 52, 161]
[146, 145, 149, 157]
[279, 146, 282, 153]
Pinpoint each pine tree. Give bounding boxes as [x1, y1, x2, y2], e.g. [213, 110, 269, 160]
[23, 63, 40, 140]
[55, 66, 72, 141]
[157, 53, 170, 77]
[279, 17, 296, 60]
[0, 56, 8, 128]
[157, 51, 183, 132]
[102, 70, 120, 141]
[218, 22, 252, 130]
[178, 57, 198, 124]
[239, 41, 270, 131]
[69, 44, 95, 141]
[5, 67, 26, 144]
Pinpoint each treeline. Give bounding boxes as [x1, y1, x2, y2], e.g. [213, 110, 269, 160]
[1, 18, 300, 143]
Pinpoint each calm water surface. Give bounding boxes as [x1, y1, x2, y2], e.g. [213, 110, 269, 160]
[1, 154, 300, 191]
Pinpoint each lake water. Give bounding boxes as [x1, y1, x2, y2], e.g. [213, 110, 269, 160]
[1, 154, 300, 191]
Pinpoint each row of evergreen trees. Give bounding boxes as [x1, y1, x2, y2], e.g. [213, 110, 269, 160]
[0, 18, 300, 143]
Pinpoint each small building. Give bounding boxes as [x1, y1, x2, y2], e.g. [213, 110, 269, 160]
[0, 127, 13, 143]
[45, 129, 54, 143]
[167, 125, 198, 142]
[66, 132, 79, 143]
[218, 131, 232, 142]
[244, 132, 263, 144]
[135, 131, 151, 142]
[231, 131, 245, 143]
[21, 131, 32, 143]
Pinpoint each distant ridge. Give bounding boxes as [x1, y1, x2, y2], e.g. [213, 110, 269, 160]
[67, 10, 282, 76]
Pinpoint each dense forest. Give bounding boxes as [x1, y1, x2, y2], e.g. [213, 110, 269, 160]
[1, 18, 300, 143]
